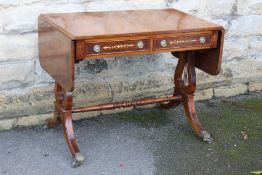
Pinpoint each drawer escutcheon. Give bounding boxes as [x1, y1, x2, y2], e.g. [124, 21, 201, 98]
[199, 36, 206, 44]
[160, 40, 167, 47]
[137, 41, 144, 49]
[93, 45, 101, 53]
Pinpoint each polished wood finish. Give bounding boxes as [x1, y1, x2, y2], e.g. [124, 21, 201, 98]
[195, 30, 225, 75]
[76, 31, 219, 60]
[38, 8, 224, 167]
[70, 96, 181, 113]
[154, 32, 214, 50]
[76, 37, 151, 60]
[47, 82, 84, 166]
[38, 16, 75, 91]
[39, 9, 222, 40]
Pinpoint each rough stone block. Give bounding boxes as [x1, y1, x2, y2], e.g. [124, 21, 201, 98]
[229, 16, 262, 37]
[0, 61, 34, 90]
[168, 0, 200, 14]
[2, 3, 85, 34]
[195, 88, 214, 101]
[0, 33, 38, 61]
[0, 14, 3, 34]
[2, 5, 42, 33]
[199, 0, 236, 18]
[249, 36, 262, 61]
[210, 19, 229, 30]
[214, 84, 248, 97]
[0, 95, 6, 106]
[249, 82, 262, 92]
[74, 81, 113, 107]
[0, 0, 20, 7]
[0, 118, 16, 131]
[85, 0, 166, 11]
[237, 0, 262, 15]
[16, 114, 51, 127]
[0, 81, 113, 119]
[223, 38, 249, 61]
[110, 72, 173, 101]
[219, 60, 262, 86]
[34, 60, 54, 84]
[0, 87, 54, 120]
[196, 65, 234, 89]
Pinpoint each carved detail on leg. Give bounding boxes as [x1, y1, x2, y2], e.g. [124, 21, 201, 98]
[62, 111, 84, 167]
[183, 52, 196, 94]
[160, 52, 187, 109]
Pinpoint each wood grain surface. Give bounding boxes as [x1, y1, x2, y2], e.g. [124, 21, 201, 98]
[40, 8, 222, 40]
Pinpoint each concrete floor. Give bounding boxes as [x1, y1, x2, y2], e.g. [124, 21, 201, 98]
[0, 92, 261, 175]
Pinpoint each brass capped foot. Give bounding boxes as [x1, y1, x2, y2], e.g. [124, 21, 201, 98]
[201, 131, 213, 144]
[72, 153, 85, 167]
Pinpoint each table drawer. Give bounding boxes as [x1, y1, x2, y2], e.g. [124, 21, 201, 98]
[76, 38, 151, 59]
[153, 32, 217, 51]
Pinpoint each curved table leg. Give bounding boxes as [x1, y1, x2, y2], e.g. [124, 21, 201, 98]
[47, 82, 85, 167]
[181, 93, 213, 143]
[170, 51, 212, 143]
[62, 111, 85, 167]
[160, 52, 187, 109]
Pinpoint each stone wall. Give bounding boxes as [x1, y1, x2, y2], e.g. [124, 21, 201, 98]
[0, 0, 261, 130]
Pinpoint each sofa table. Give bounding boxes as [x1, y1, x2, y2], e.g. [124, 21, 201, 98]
[38, 8, 224, 167]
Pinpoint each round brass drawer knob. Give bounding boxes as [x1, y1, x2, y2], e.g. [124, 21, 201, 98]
[137, 41, 144, 49]
[93, 44, 101, 53]
[160, 40, 167, 47]
[199, 36, 206, 44]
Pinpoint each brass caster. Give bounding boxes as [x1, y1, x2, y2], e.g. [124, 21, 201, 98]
[201, 131, 213, 144]
[72, 153, 85, 168]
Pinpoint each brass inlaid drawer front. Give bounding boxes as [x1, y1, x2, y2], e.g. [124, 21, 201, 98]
[77, 39, 150, 59]
[76, 32, 218, 60]
[154, 34, 214, 51]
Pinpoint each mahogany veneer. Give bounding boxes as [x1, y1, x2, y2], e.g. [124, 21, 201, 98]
[38, 8, 225, 167]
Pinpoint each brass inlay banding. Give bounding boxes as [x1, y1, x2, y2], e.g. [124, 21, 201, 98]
[103, 44, 134, 50]
[169, 39, 198, 45]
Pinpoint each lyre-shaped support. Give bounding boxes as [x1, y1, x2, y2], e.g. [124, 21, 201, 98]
[161, 51, 212, 143]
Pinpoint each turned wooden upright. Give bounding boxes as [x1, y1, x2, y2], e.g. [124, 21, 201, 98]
[38, 8, 224, 167]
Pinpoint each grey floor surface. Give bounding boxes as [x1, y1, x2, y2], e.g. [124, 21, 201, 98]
[0, 93, 261, 175]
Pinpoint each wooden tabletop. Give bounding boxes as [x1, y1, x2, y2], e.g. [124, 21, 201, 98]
[40, 8, 222, 40]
